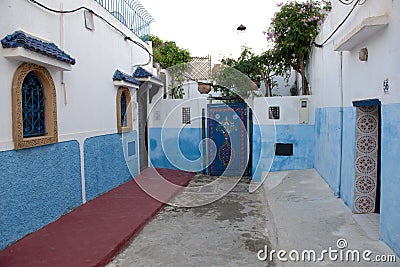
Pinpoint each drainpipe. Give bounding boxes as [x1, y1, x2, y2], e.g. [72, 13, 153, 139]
[60, 4, 67, 105]
[338, 51, 344, 198]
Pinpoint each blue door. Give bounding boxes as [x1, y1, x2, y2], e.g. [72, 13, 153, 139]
[208, 103, 250, 176]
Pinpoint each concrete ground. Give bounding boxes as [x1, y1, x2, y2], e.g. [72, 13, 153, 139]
[108, 175, 270, 267]
[263, 169, 398, 266]
[108, 169, 398, 267]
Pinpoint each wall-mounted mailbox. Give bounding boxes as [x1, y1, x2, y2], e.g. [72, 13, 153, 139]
[299, 98, 309, 124]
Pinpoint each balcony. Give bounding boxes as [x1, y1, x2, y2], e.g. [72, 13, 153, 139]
[95, 0, 154, 42]
[334, 15, 389, 51]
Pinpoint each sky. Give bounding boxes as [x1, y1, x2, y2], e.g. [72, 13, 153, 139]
[139, 0, 283, 63]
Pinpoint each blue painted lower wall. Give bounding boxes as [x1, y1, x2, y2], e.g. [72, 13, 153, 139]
[84, 132, 138, 201]
[152, 124, 315, 181]
[0, 141, 82, 250]
[315, 104, 400, 257]
[314, 107, 356, 208]
[380, 103, 400, 257]
[252, 124, 315, 182]
[314, 108, 342, 195]
[339, 107, 357, 209]
[149, 128, 203, 172]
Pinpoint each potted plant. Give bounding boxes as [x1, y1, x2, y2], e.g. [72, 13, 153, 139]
[198, 82, 211, 94]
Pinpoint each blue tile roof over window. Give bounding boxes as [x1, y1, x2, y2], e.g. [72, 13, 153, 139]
[133, 67, 153, 78]
[1, 31, 76, 65]
[133, 67, 163, 84]
[113, 70, 141, 85]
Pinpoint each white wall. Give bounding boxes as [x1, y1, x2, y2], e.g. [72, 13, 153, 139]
[253, 96, 315, 126]
[149, 98, 207, 129]
[0, 0, 152, 150]
[310, 0, 399, 108]
[148, 95, 314, 129]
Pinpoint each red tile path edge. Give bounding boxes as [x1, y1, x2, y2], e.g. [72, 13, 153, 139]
[0, 168, 195, 267]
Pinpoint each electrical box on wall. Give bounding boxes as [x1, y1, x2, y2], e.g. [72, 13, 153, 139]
[299, 98, 309, 124]
[84, 10, 95, 31]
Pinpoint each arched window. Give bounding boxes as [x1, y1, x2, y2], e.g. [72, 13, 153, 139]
[116, 87, 132, 133]
[121, 90, 127, 127]
[12, 63, 58, 149]
[22, 72, 46, 137]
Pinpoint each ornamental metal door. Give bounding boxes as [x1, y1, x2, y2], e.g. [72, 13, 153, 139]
[207, 103, 250, 176]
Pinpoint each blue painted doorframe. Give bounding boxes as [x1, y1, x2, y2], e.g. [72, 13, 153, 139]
[207, 103, 251, 176]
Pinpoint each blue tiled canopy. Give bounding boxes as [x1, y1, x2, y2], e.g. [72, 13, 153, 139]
[1, 31, 76, 65]
[133, 66, 153, 78]
[113, 70, 141, 85]
[133, 67, 163, 85]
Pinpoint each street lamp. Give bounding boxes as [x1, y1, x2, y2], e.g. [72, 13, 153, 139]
[236, 24, 247, 51]
[237, 24, 246, 31]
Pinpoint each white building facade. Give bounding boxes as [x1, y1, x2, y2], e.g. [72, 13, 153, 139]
[0, 0, 160, 250]
[309, 0, 400, 256]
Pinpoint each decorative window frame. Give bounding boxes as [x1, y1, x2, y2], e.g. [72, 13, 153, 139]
[12, 63, 58, 150]
[116, 87, 133, 133]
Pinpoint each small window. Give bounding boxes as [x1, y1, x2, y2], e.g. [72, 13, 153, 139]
[182, 107, 191, 124]
[117, 87, 132, 133]
[275, 143, 293, 156]
[269, 106, 280, 120]
[12, 63, 58, 150]
[128, 141, 136, 157]
[121, 91, 127, 127]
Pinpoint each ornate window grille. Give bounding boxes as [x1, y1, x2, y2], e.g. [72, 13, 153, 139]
[22, 72, 46, 137]
[182, 107, 191, 124]
[121, 91, 127, 127]
[116, 87, 132, 133]
[269, 106, 280, 120]
[12, 63, 58, 150]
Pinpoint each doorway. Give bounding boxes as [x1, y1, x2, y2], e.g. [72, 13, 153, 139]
[207, 103, 251, 176]
[353, 103, 381, 214]
[137, 88, 149, 171]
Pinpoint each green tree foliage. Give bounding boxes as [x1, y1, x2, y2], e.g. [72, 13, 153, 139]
[222, 47, 261, 82]
[212, 64, 258, 101]
[167, 63, 187, 99]
[221, 47, 277, 97]
[149, 35, 191, 98]
[266, 0, 331, 95]
[149, 35, 191, 69]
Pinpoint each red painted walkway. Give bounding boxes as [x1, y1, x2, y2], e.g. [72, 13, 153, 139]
[0, 168, 194, 267]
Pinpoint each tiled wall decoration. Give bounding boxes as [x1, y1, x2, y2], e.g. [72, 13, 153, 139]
[354, 106, 379, 214]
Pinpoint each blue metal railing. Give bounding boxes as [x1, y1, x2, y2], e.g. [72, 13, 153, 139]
[94, 0, 154, 42]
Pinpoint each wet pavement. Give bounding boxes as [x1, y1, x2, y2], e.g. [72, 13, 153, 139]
[108, 169, 399, 267]
[3, 168, 397, 266]
[108, 175, 272, 267]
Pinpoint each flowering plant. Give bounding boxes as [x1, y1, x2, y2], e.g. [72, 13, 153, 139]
[266, 0, 331, 95]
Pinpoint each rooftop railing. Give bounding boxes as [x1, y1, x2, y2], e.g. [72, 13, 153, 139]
[94, 0, 154, 42]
